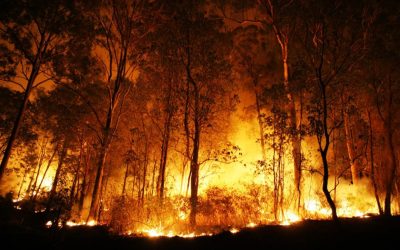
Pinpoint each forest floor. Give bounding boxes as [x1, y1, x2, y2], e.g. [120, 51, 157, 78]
[0, 199, 399, 250]
[1, 216, 399, 249]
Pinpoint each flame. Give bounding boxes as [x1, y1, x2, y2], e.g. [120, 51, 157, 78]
[45, 221, 52, 228]
[65, 220, 97, 227]
[138, 228, 207, 238]
[281, 211, 301, 226]
[12, 88, 399, 238]
[144, 228, 164, 237]
[246, 222, 257, 228]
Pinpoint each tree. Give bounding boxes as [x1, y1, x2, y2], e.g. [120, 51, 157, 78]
[214, 0, 303, 206]
[299, 0, 372, 220]
[82, 0, 156, 221]
[164, 0, 233, 227]
[0, 0, 79, 181]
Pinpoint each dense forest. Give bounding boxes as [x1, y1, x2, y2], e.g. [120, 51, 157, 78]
[0, 0, 399, 236]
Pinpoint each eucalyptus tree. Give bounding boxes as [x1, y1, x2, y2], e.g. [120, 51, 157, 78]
[0, 0, 82, 181]
[82, 0, 158, 221]
[298, 0, 373, 221]
[162, 0, 233, 227]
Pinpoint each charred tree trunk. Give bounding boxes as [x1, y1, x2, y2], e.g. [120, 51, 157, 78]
[188, 75, 201, 227]
[17, 169, 28, 200]
[69, 139, 84, 207]
[88, 138, 108, 221]
[122, 163, 129, 196]
[321, 150, 338, 221]
[383, 117, 397, 216]
[46, 139, 68, 212]
[25, 168, 36, 198]
[78, 147, 91, 215]
[375, 82, 397, 216]
[99, 164, 110, 221]
[183, 75, 191, 196]
[368, 111, 383, 214]
[69, 171, 79, 208]
[157, 107, 173, 204]
[189, 121, 200, 227]
[318, 78, 338, 221]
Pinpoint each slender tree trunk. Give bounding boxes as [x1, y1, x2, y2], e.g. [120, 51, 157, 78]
[88, 141, 108, 221]
[32, 144, 58, 201]
[189, 77, 200, 227]
[322, 151, 338, 221]
[343, 109, 361, 184]
[384, 122, 397, 216]
[183, 77, 191, 197]
[255, 90, 267, 161]
[69, 140, 84, 207]
[189, 123, 200, 227]
[368, 111, 383, 214]
[122, 163, 129, 196]
[0, 67, 39, 181]
[25, 168, 36, 198]
[69, 170, 79, 208]
[31, 139, 48, 197]
[157, 110, 172, 204]
[78, 147, 90, 215]
[319, 81, 338, 221]
[142, 140, 148, 207]
[272, 116, 278, 221]
[142, 162, 147, 207]
[46, 140, 68, 212]
[151, 160, 156, 196]
[17, 169, 28, 200]
[280, 42, 302, 202]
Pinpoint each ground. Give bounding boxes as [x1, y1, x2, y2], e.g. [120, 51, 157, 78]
[1, 215, 399, 250]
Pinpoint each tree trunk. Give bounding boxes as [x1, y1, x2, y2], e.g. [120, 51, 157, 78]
[78, 147, 90, 215]
[141, 142, 148, 207]
[383, 122, 397, 216]
[88, 141, 108, 221]
[17, 169, 28, 200]
[46, 140, 68, 212]
[69, 140, 84, 207]
[189, 77, 200, 227]
[122, 163, 129, 196]
[0, 67, 39, 181]
[157, 110, 172, 204]
[32, 144, 58, 201]
[280, 43, 302, 201]
[189, 124, 200, 227]
[25, 168, 36, 198]
[151, 160, 156, 196]
[30, 138, 48, 198]
[343, 109, 361, 184]
[69, 170, 79, 208]
[322, 151, 338, 221]
[319, 80, 338, 221]
[368, 111, 383, 215]
[255, 90, 267, 161]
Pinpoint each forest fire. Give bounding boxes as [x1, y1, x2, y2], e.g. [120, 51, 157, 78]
[0, 0, 399, 248]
